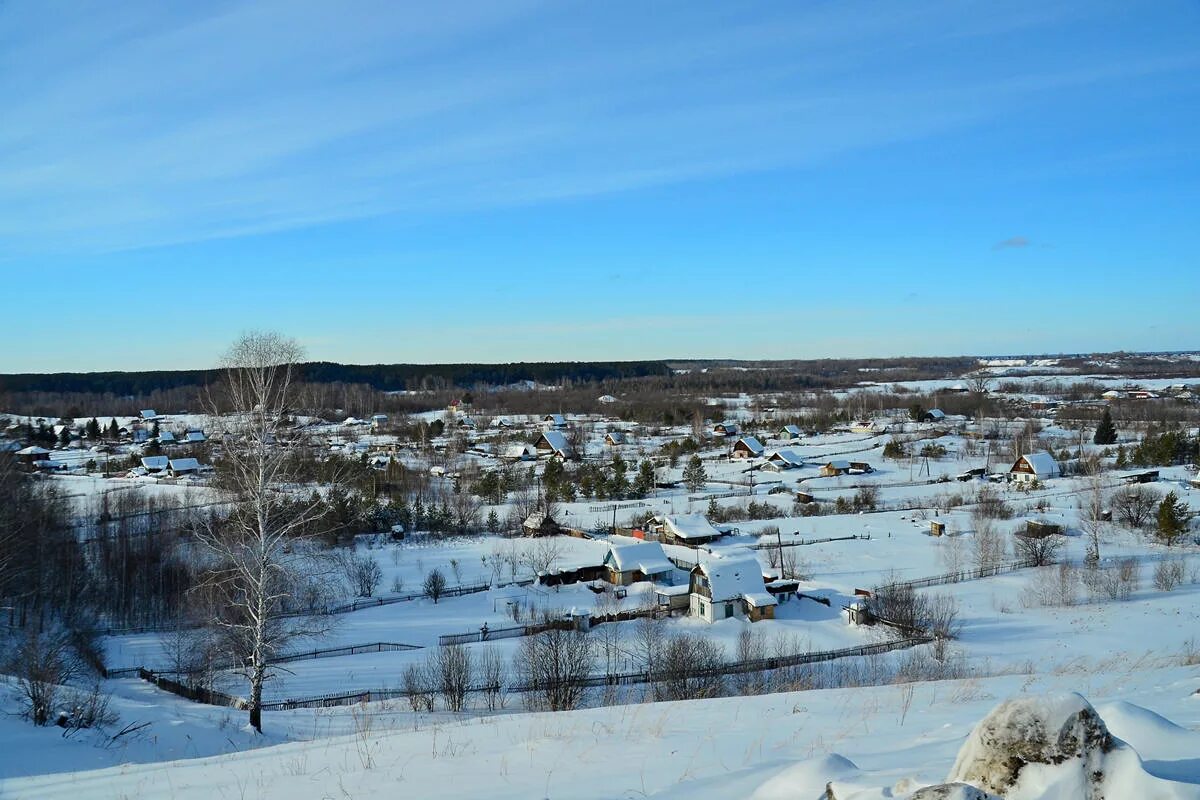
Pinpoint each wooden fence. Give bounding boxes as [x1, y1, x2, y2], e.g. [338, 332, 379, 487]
[242, 635, 934, 712]
[105, 640, 422, 678]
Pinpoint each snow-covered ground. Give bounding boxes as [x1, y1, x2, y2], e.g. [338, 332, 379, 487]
[3, 663, 1198, 798]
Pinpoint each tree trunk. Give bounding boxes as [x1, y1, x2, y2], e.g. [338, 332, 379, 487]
[249, 668, 264, 733]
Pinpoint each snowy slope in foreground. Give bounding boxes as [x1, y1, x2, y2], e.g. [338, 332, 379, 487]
[5, 668, 1199, 800]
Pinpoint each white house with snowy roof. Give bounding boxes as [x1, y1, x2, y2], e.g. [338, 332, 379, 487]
[688, 553, 776, 622]
[1009, 451, 1061, 484]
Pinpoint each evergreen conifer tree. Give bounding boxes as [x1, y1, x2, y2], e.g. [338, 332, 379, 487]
[682, 454, 708, 493]
[1093, 408, 1118, 445]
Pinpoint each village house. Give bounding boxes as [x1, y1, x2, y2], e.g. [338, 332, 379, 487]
[604, 431, 627, 446]
[713, 421, 740, 437]
[921, 409, 946, 423]
[183, 429, 207, 444]
[1009, 451, 1060, 484]
[502, 442, 538, 461]
[141, 455, 169, 474]
[688, 555, 776, 622]
[819, 460, 873, 477]
[647, 514, 723, 547]
[603, 537, 675, 586]
[542, 414, 567, 429]
[168, 457, 202, 477]
[140, 409, 159, 421]
[522, 510, 562, 537]
[763, 449, 804, 470]
[534, 430, 574, 460]
[777, 424, 803, 440]
[14, 445, 52, 465]
[731, 436, 765, 459]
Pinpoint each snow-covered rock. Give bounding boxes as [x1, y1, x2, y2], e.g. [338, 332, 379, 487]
[947, 692, 1200, 800]
[908, 785, 1001, 800]
[947, 692, 1112, 796]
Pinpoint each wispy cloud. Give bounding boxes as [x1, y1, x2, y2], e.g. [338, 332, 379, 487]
[0, 0, 1195, 254]
[994, 236, 1031, 250]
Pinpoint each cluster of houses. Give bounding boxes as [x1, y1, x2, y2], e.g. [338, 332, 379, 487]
[539, 525, 791, 624]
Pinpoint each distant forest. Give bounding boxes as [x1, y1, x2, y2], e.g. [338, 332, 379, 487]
[0, 360, 672, 396]
[2, 352, 1195, 420]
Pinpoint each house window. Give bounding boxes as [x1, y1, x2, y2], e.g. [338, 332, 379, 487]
[699, 601, 706, 617]
[725, 603, 734, 618]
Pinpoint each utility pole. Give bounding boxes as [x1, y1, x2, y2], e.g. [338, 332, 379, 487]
[776, 526, 785, 579]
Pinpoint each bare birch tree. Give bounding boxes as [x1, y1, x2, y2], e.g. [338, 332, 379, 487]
[195, 332, 337, 733]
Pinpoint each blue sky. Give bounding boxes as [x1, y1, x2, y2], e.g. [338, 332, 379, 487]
[1, 0, 1197, 372]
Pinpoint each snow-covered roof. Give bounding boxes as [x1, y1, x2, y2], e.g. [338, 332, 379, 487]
[605, 431, 627, 444]
[1015, 451, 1060, 477]
[597, 394, 617, 403]
[735, 436, 765, 456]
[158, 431, 176, 443]
[503, 443, 537, 458]
[536, 430, 573, 456]
[141, 455, 169, 470]
[780, 424, 802, 437]
[605, 536, 673, 576]
[767, 449, 804, 467]
[695, 555, 775, 606]
[825, 460, 851, 470]
[657, 514, 721, 541]
[16, 446, 51, 456]
[140, 409, 157, 419]
[543, 413, 567, 426]
[715, 420, 739, 432]
[925, 409, 946, 420]
[184, 430, 206, 442]
[168, 457, 200, 472]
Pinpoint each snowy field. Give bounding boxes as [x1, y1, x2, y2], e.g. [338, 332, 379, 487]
[3, 664, 1198, 798]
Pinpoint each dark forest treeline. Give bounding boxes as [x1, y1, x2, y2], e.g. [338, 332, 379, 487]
[0, 360, 672, 396]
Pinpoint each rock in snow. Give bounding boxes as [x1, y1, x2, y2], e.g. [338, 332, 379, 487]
[908, 785, 1001, 800]
[946, 692, 1113, 797]
[826, 693, 1200, 800]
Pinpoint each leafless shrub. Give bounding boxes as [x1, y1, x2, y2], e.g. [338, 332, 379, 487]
[402, 662, 435, 712]
[1085, 557, 1139, 602]
[515, 625, 593, 712]
[1113, 485, 1160, 529]
[1154, 558, 1186, 592]
[972, 487, 1013, 520]
[344, 554, 383, 598]
[972, 519, 1008, 570]
[431, 643, 472, 712]
[6, 626, 82, 726]
[733, 628, 768, 696]
[60, 683, 119, 735]
[867, 585, 960, 638]
[654, 633, 725, 701]
[1012, 532, 1064, 567]
[478, 646, 506, 711]
[1024, 563, 1078, 608]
